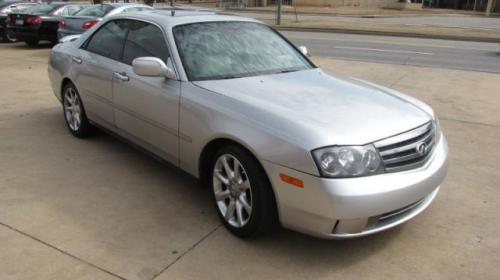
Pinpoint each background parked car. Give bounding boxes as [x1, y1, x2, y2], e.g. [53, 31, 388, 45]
[58, 3, 153, 40]
[6, 2, 84, 46]
[0, 0, 38, 42]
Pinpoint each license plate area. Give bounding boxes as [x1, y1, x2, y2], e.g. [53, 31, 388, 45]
[15, 19, 24, 25]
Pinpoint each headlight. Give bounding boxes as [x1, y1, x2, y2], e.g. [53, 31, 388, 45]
[312, 144, 383, 178]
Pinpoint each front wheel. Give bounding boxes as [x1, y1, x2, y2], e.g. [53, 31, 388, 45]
[210, 145, 277, 238]
[62, 82, 95, 138]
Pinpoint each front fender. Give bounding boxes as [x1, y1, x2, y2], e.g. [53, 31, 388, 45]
[178, 82, 319, 178]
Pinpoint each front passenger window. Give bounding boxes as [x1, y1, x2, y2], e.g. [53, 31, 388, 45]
[85, 20, 127, 61]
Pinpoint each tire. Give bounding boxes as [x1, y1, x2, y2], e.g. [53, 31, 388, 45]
[210, 145, 277, 238]
[62, 82, 95, 138]
[2, 30, 17, 43]
[24, 38, 39, 46]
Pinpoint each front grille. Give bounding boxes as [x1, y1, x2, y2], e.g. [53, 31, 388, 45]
[375, 122, 436, 172]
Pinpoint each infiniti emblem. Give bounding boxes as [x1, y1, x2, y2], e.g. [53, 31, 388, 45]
[416, 142, 428, 156]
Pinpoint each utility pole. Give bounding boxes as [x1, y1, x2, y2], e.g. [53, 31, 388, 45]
[276, 0, 282, 25]
[485, 0, 495, 16]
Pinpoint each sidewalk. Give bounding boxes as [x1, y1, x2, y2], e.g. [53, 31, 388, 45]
[270, 18, 500, 42]
[215, 5, 500, 41]
[227, 5, 500, 17]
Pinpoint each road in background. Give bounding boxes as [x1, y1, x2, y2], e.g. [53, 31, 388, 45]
[235, 11, 500, 30]
[283, 31, 500, 73]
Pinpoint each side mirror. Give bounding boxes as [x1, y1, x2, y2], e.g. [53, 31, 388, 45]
[132, 57, 176, 79]
[298, 46, 309, 57]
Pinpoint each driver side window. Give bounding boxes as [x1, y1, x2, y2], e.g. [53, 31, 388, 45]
[122, 21, 170, 65]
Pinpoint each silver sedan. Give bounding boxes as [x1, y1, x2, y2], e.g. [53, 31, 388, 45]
[48, 10, 448, 239]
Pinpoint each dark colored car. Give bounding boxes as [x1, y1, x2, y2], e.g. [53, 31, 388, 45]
[6, 2, 83, 46]
[57, 3, 152, 40]
[0, 0, 38, 42]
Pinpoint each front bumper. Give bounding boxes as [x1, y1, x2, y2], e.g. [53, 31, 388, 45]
[261, 133, 448, 239]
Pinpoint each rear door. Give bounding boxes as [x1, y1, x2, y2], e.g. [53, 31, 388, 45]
[112, 20, 180, 164]
[75, 20, 127, 129]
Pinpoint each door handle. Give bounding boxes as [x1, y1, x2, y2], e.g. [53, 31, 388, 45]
[71, 56, 82, 64]
[114, 72, 129, 82]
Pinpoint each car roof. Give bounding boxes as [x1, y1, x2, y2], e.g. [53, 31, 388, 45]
[111, 9, 260, 29]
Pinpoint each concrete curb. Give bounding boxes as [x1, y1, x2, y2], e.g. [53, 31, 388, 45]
[273, 26, 500, 43]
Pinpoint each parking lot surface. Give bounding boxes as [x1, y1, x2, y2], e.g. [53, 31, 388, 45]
[0, 42, 499, 280]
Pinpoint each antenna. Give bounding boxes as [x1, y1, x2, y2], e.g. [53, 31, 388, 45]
[170, 0, 175, 16]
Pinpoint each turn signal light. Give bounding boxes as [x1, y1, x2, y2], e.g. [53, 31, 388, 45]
[280, 173, 304, 188]
[82, 19, 98, 30]
[59, 20, 66, 28]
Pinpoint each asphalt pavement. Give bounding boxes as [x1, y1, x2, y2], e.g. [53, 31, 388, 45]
[283, 31, 500, 73]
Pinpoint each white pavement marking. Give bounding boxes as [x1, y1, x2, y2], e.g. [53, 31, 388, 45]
[333, 46, 435, 55]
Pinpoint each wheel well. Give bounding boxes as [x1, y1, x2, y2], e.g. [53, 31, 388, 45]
[198, 138, 270, 188]
[198, 137, 278, 219]
[199, 138, 240, 186]
[60, 78, 72, 100]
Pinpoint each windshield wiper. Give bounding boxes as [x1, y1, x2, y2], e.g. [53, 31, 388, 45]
[276, 68, 303, 74]
[213, 74, 243, 80]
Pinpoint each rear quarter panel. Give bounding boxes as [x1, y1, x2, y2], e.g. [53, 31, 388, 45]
[48, 42, 77, 102]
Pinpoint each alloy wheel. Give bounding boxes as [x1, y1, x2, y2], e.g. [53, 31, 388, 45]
[213, 154, 253, 228]
[63, 87, 82, 132]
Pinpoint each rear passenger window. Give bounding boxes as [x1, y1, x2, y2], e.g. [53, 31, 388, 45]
[122, 21, 169, 65]
[85, 20, 127, 61]
[66, 6, 82, 16]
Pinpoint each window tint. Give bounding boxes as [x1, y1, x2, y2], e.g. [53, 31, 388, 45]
[75, 4, 113, 17]
[85, 20, 127, 61]
[12, 4, 38, 12]
[61, 6, 80, 16]
[66, 6, 82, 16]
[123, 7, 152, 13]
[24, 4, 61, 14]
[122, 21, 169, 65]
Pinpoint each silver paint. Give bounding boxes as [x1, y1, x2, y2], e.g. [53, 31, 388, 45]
[48, 11, 449, 239]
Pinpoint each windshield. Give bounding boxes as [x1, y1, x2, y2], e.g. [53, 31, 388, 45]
[173, 22, 313, 81]
[75, 4, 113, 17]
[24, 3, 59, 14]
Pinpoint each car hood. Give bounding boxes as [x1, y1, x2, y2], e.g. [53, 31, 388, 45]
[193, 68, 431, 147]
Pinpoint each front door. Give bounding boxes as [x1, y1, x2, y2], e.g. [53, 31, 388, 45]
[111, 20, 180, 164]
[77, 19, 128, 129]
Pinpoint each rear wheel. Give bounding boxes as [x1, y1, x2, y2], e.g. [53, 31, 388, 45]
[2, 30, 17, 43]
[62, 82, 95, 138]
[25, 38, 39, 46]
[210, 145, 277, 238]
